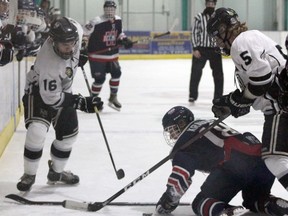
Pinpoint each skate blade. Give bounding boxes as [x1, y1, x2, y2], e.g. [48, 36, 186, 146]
[47, 180, 58, 185]
[108, 102, 121, 111]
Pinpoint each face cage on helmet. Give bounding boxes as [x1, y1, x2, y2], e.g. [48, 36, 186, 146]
[163, 124, 182, 147]
[104, 7, 116, 20]
[16, 9, 37, 25]
[52, 40, 79, 60]
[210, 25, 232, 56]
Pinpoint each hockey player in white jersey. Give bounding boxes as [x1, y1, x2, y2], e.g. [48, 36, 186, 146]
[17, 17, 103, 191]
[207, 8, 288, 194]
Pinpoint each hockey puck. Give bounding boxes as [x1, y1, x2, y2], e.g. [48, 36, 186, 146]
[142, 213, 153, 216]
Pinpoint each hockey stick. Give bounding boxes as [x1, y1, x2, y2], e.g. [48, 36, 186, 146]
[5, 114, 229, 210]
[92, 18, 179, 54]
[63, 114, 229, 211]
[5, 194, 190, 206]
[19, 114, 226, 211]
[80, 65, 125, 180]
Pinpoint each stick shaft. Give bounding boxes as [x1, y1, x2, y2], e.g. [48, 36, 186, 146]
[80, 66, 121, 177]
[85, 114, 230, 211]
[93, 31, 170, 54]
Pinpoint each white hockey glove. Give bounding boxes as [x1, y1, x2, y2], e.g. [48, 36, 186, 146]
[212, 89, 254, 118]
[156, 192, 179, 214]
[73, 94, 103, 113]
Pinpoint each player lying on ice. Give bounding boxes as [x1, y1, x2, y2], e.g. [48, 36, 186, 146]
[155, 106, 288, 216]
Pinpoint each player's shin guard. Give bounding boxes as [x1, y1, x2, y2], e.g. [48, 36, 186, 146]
[264, 156, 288, 191]
[23, 122, 48, 175]
[192, 195, 229, 216]
[49, 136, 77, 172]
[91, 82, 102, 96]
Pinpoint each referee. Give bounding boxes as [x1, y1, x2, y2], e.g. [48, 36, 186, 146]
[189, 0, 223, 103]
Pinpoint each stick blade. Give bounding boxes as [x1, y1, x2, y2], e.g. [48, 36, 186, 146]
[117, 169, 125, 179]
[63, 200, 90, 211]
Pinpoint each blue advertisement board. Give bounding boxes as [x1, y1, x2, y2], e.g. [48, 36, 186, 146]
[120, 31, 192, 54]
[120, 31, 151, 54]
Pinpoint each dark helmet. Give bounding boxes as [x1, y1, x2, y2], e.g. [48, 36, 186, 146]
[49, 17, 79, 43]
[207, 7, 239, 38]
[206, 0, 217, 3]
[49, 17, 79, 59]
[104, 0, 117, 8]
[162, 106, 194, 129]
[162, 106, 194, 146]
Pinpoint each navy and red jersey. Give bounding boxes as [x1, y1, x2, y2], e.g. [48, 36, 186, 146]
[83, 15, 126, 62]
[167, 119, 262, 197]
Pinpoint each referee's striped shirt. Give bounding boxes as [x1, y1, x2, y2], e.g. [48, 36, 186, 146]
[191, 12, 216, 49]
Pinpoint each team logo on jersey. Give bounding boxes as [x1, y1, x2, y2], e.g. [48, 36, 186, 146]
[104, 30, 117, 46]
[40, 108, 48, 118]
[65, 67, 73, 78]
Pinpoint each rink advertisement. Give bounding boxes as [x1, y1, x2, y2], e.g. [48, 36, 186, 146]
[120, 31, 192, 54]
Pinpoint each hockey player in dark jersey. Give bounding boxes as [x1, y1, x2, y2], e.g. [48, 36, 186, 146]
[156, 106, 288, 216]
[82, 0, 133, 111]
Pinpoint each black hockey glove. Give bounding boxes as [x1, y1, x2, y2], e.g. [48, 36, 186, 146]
[212, 89, 254, 118]
[78, 50, 88, 68]
[0, 40, 14, 66]
[277, 69, 288, 112]
[156, 192, 179, 214]
[73, 94, 103, 113]
[11, 27, 26, 49]
[118, 37, 133, 49]
[0, 24, 14, 38]
[16, 49, 25, 62]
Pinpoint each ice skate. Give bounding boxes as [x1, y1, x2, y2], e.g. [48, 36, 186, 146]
[265, 196, 288, 216]
[218, 206, 249, 216]
[47, 160, 79, 185]
[17, 174, 36, 191]
[108, 94, 122, 111]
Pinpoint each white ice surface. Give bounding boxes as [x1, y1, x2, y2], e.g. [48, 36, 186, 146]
[0, 59, 287, 215]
